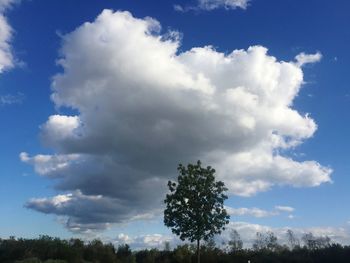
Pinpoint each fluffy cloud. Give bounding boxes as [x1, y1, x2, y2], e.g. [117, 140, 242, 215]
[175, 0, 250, 12]
[295, 52, 322, 67]
[0, 0, 19, 106]
[22, 10, 331, 232]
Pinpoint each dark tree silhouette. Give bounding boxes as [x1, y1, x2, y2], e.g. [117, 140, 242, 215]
[163, 160, 230, 263]
[0, 233, 349, 263]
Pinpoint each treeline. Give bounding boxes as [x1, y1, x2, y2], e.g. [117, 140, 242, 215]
[1, 231, 350, 263]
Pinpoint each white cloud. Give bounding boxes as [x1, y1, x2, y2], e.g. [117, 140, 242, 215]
[226, 206, 277, 218]
[0, 0, 19, 108]
[275, 205, 295, 213]
[0, 0, 17, 72]
[0, 92, 24, 105]
[295, 52, 322, 67]
[22, 10, 331, 232]
[226, 205, 295, 218]
[40, 115, 81, 149]
[175, 0, 250, 12]
[198, 0, 250, 10]
[113, 233, 174, 250]
[20, 152, 80, 177]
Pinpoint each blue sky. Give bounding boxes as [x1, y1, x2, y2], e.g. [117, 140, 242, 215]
[1, 0, 350, 248]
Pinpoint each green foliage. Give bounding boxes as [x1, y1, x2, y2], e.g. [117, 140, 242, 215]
[164, 161, 230, 243]
[116, 244, 135, 263]
[2, 233, 350, 263]
[172, 244, 193, 263]
[15, 258, 42, 263]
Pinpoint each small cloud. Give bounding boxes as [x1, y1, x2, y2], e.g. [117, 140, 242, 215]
[173, 4, 185, 12]
[226, 205, 295, 218]
[288, 214, 296, 219]
[295, 52, 322, 67]
[226, 206, 278, 218]
[0, 92, 25, 106]
[275, 206, 295, 213]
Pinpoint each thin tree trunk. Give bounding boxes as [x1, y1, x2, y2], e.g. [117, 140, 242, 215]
[197, 239, 200, 263]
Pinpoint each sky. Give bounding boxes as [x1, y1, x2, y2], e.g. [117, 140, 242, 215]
[1, 0, 350, 249]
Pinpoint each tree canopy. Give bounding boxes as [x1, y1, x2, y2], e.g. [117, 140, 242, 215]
[163, 161, 229, 262]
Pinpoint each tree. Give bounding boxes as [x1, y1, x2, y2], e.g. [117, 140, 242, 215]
[252, 231, 279, 251]
[164, 161, 230, 263]
[302, 232, 317, 250]
[286, 229, 300, 250]
[302, 232, 331, 250]
[228, 229, 243, 252]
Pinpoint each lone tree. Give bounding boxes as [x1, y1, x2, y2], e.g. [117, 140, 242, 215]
[164, 160, 230, 263]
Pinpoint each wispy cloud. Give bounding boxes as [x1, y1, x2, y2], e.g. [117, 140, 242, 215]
[174, 0, 250, 12]
[0, 92, 24, 106]
[226, 205, 295, 218]
[275, 206, 295, 213]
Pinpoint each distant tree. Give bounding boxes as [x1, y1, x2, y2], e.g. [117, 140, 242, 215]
[252, 232, 265, 251]
[302, 232, 331, 250]
[204, 237, 216, 251]
[164, 241, 171, 251]
[228, 229, 243, 252]
[164, 161, 230, 263]
[286, 229, 300, 250]
[302, 232, 317, 250]
[253, 231, 279, 251]
[173, 245, 193, 263]
[315, 236, 331, 249]
[117, 244, 135, 262]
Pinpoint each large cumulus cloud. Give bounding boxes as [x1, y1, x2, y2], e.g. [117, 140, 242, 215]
[22, 10, 332, 232]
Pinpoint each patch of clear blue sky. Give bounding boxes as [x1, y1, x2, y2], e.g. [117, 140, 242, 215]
[1, 0, 350, 238]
